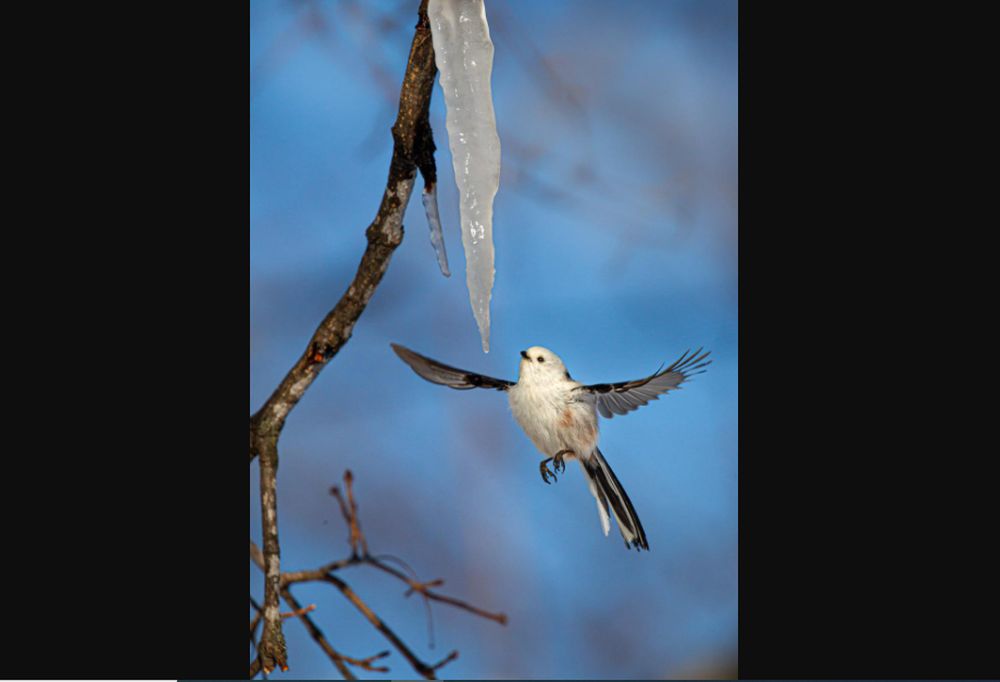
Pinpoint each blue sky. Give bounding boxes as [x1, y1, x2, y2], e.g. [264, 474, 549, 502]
[251, 1, 737, 677]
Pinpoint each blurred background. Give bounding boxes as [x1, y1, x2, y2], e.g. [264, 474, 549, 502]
[251, 0, 737, 678]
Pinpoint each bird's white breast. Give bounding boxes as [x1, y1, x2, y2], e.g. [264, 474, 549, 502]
[508, 379, 598, 460]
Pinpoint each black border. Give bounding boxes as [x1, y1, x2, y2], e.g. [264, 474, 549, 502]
[9, 1, 997, 679]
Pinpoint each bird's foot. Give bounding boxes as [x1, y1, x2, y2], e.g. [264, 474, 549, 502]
[553, 449, 572, 474]
[540, 450, 574, 484]
[539, 458, 556, 484]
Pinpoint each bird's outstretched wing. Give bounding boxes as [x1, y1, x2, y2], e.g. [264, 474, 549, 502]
[390, 343, 514, 391]
[580, 348, 712, 418]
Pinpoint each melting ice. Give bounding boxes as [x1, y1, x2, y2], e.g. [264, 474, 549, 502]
[422, 185, 450, 277]
[428, 0, 500, 353]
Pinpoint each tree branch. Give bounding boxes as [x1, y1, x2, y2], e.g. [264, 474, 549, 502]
[252, 545, 385, 680]
[279, 586, 357, 679]
[249, 0, 437, 457]
[250, 471, 506, 679]
[256, 437, 286, 673]
[249, 0, 438, 673]
[280, 603, 316, 619]
[321, 572, 447, 680]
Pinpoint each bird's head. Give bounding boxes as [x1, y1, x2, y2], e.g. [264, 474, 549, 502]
[517, 346, 569, 383]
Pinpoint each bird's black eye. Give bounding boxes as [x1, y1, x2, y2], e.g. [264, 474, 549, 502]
[537, 356, 545, 363]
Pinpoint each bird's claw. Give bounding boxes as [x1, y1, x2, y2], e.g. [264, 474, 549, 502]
[539, 458, 556, 484]
[540, 450, 573, 484]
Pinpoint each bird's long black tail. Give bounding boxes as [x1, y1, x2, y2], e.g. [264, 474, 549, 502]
[581, 447, 649, 551]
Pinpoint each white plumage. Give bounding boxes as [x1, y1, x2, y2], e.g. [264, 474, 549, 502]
[390, 343, 712, 551]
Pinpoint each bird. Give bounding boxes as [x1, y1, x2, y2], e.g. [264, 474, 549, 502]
[389, 343, 711, 551]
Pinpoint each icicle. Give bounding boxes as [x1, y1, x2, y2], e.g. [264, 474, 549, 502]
[422, 184, 450, 277]
[428, 0, 500, 353]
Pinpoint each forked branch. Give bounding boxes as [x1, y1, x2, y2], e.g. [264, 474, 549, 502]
[250, 471, 505, 679]
[249, 0, 439, 674]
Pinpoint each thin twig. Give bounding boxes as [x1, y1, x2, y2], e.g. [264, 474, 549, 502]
[375, 552, 439, 648]
[253, 548, 378, 679]
[321, 573, 455, 680]
[277, 552, 507, 625]
[330, 471, 367, 557]
[281, 603, 316, 619]
[366, 557, 508, 625]
[253, 545, 451, 679]
[339, 650, 392, 673]
[344, 471, 368, 556]
[280, 586, 356, 679]
[282, 474, 508, 625]
[430, 650, 460, 672]
[281, 557, 355, 584]
[249, 470, 506, 679]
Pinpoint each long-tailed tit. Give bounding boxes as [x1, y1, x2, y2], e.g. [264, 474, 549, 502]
[390, 343, 711, 551]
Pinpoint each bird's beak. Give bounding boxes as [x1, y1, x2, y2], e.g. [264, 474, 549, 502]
[520, 350, 529, 360]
